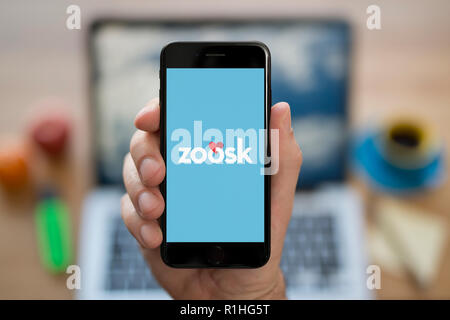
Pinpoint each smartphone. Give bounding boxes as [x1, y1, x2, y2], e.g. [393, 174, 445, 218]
[160, 42, 271, 268]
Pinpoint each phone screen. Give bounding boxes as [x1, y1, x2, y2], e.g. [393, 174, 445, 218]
[166, 68, 265, 243]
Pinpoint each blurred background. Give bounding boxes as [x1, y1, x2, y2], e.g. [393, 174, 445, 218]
[0, 0, 449, 299]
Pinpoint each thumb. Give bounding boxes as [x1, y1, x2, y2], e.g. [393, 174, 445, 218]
[269, 102, 302, 261]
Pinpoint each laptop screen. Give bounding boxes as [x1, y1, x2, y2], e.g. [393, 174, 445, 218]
[89, 20, 351, 188]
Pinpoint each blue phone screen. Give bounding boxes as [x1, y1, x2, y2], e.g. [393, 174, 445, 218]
[166, 68, 265, 242]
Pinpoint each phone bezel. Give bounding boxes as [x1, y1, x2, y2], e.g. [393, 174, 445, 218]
[160, 42, 271, 268]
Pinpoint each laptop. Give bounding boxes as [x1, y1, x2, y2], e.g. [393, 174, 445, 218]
[78, 19, 371, 300]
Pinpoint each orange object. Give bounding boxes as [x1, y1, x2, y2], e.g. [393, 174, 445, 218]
[0, 143, 29, 190]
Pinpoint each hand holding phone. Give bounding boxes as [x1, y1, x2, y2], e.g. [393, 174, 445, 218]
[160, 42, 273, 268]
[122, 97, 302, 298]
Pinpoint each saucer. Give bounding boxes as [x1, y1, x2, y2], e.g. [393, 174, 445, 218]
[353, 132, 445, 193]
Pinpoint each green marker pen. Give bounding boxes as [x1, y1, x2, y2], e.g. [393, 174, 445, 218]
[35, 189, 73, 273]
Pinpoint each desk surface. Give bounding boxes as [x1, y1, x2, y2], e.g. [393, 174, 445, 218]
[0, 0, 449, 299]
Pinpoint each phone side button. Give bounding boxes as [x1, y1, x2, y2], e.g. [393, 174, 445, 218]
[207, 246, 224, 265]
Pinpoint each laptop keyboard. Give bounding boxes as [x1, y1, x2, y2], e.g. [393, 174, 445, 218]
[105, 217, 160, 290]
[105, 214, 340, 291]
[281, 215, 340, 289]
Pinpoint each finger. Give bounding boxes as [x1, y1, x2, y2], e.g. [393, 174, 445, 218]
[135, 98, 160, 132]
[269, 102, 302, 260]
[123, 153, 165, 220]
[121, 194, 162, 249]
[130, 130, 165, 187]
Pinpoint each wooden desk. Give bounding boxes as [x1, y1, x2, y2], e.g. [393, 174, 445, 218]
[0, 0, 449, 299]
